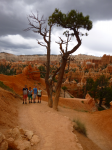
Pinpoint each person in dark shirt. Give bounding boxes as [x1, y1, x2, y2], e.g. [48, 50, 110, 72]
[23, 85, 28, 104]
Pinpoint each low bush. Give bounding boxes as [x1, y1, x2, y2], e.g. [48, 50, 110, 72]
[0, 64, 16, 75]
[73, 119, 87, 136]
[98, 106, 105, 111]
[81, 101, 84, 104]
[38, 65, 46, 78]
[0, 81, 13, 93]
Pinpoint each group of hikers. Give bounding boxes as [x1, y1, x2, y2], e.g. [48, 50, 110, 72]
[23, 85, 42, 104]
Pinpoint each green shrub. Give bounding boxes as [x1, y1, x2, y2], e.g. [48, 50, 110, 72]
[72, 68, 76, 72]
[85, 69, 89, 73]
[65, 70, 68, 73]
[38, 83, 41, 85]
[74, 79, 78, 83]
[98, 106, 105, 111]
[73, 119, 87, 136]
[62, 86, 67, 98]
[73, 109, 88, 112]
[0, 64, 16, 75]
[22, 64, 28, 68]
[0, 81, 13, 93]
[70, 95, 74, 98]
[38, 65, 46, 78]
[52, 77, 57, 82]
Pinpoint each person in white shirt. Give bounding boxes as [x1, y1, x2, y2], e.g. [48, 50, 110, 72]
[37, 87, 42, 103]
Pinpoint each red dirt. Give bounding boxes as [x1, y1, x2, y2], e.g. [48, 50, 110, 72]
[0, 74, 95, 112]
[90, 109, 112, 139]
[0, 88, 19, 133]
[0, 74, 112, 150]
[42, 95, 96, 112]
[0, 74, 47, 96]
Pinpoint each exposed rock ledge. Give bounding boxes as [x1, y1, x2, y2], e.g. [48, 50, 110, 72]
[0, 126, 40, 150]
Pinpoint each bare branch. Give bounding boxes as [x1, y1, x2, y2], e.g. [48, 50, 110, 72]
[24, 12, 53, 47]
[36, 40, 47, 48]
[56, 36, 72, 55]
[55, 37, 65, 54]
[67, 30, 81, 55]
[43, 62, 47, 67]
[24, 12, 48, 38]
[65, 36, 71, 53]
[52, 67, 61, 79]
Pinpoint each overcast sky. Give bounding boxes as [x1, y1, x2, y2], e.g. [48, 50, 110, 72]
[0, 0, 112, 57]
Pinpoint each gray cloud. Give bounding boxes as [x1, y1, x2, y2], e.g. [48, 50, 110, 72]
[0, 0, 112, 55]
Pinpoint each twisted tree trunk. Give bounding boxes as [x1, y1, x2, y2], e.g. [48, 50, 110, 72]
[53, 55, 68, 110]
[45, 26, 53, 107]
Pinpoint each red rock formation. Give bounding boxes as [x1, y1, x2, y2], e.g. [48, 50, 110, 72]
[22, 64, 40, 80]
[101, 54, 112, 65]
[85, 93, 96, 108]
[16, 69, 22, 74]
[107, 65, 112, 73]
[110, 101, 112, 108]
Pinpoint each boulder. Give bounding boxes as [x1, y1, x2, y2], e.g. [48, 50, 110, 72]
[0, 132, 3, 143]
[14, 139, 31, 150]
[12, 127, 21, 139]
[25, 130, 34, 140]
[0, 132, 5, 143]
[30, 135, 40, 146]
[110, 101, 112, 109]
[0, 141, 8, 150]
[19, 128, 25, 135]
[85, 93, 97, 112]
[6, 127, 40, 150]
[7, 137, 14, 143]
[7, 137, 15, 150]
[0, 132, 8, 150]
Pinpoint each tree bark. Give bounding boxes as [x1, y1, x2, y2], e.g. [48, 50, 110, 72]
[99, 87, 103, 107]
[53, 55, 68, 110]
[99, 98, 103, 107]
[53, 33, 81, 110]
[48, 83, 53, 107]
[45, 26, 53, 107]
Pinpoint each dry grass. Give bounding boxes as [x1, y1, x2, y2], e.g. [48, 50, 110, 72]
[73, 119, 87, 137]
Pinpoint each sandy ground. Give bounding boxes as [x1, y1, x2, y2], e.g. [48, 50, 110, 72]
[18, 99, 112, 150]
[0, 74, 47, 95]
[0, 88, 112, 150]
[0, 74, 112, 150]
[73, 130, 102, 150]
[0, 88, 19, 133]
[18, 100, 82, 150]
[57, 106, 112, 150]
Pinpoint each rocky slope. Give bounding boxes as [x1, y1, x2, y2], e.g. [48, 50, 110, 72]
[0, 52, 100, 62]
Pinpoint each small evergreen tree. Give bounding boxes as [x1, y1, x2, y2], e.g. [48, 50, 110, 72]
[0, 64, 16, 75]
[38, 65, 46, 78]
[83, 75, 112, 108]
[62, 86, 67, 98]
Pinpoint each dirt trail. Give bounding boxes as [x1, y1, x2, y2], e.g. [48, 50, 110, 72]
[18, 101, 82, 150]
[58, 107, 112, 150]
[18, 100, 112, 150]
